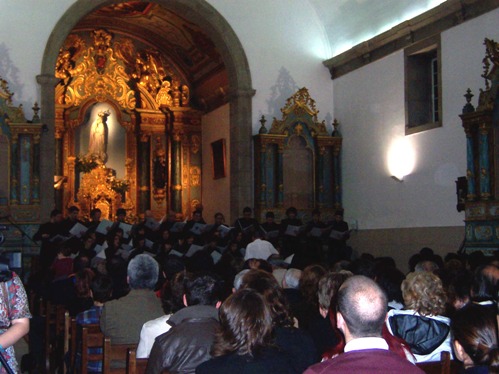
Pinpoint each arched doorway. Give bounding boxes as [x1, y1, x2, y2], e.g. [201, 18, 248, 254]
[38, 0, 254, 222]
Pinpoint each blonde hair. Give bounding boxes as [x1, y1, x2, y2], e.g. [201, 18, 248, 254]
[402, 271, 447, 316]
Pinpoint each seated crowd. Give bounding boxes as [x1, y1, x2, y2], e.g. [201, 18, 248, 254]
[25, 205, 499, 373]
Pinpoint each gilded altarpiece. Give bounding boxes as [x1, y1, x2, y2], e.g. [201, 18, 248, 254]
[460, 38, 499, 254]
[55, 29, 202, 221]
[0, 77, 43, 256]
[254, 88, 343, 222]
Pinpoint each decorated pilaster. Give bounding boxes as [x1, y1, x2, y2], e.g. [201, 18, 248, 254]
[138, 133, 151, 213]
[171, 130, 182, 213]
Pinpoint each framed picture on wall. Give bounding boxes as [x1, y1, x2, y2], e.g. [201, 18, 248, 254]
[211, 138, 226, 179]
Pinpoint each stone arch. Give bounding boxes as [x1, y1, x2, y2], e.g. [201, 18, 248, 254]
[38, 0, 254, 221]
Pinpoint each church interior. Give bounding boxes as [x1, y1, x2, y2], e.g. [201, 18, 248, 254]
[0, 0, 498, 273]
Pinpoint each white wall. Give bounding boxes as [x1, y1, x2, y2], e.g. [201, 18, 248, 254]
[206, 0, 335, 132]
[201, 104, 231, 223]
[333, 8, 499, 230]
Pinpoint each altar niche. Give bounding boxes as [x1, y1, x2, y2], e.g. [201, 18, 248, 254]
[54, 29, 203, 222]
[254, 88, 343, 222]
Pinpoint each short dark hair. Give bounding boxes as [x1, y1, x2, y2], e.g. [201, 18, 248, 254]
[50, 209, 62, 218]
[90, 208, 101, 217]
[68, 206, 79, 213]
[286, 207, 297, 216]
[91, 275, 113, 303]
[116, 208, 126, 216]
[212, 289, 273, 357]
[337, 275, 387, 338]
[265, 211, 274, 219]
[184, 273, 221, 306]
[243, 207, 252, 214]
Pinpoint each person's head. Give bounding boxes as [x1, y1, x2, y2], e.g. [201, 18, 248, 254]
[334, 209, 344, 222]
[127, 254, 159, 290]
[318, 271, 352, 315]
[451, 303, 499, 369]
[212, 289, 273, 357]
[283, 268, 302, 289]
[240, 269, 293, 327]
[167, 210, 177, 222]
[471, 264, 498, 303]
[90, 274, 113, 303]
[285, 207, 297, 218]
[90, 208, 101, 221]
[68, 206, 79, 220]
[414, 260, 439, 273]
[265, 211, 274, 223]
[192, 210, 202, 221]
[375, 267, 405, 305]
[300, 264, 326, 306]
[233, 269, 250, 291]
[50, 209, 63, 223]
[337, 275, 387, 340]
[75, 268, 95, 298]
[116, 208, 126, 221]
[312, 209, 321, 222]
[402, 271, 447, 316]
[242, 207, 252, 219]
[214, 212, 225, 225]
[59, 244, 73, 258]
[183, 273, 221, 306]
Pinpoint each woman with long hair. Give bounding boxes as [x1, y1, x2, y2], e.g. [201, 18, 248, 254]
[196, 289, 295, 373]
[451, 303, 499, 373]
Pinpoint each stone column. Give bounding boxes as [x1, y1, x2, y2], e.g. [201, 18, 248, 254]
[228, 88, 255, 222]
[36, 74, 59, 219]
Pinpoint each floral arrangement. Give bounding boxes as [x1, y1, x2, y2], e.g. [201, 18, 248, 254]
[108, 176, 130, 195]
[75, 154, 99, 173]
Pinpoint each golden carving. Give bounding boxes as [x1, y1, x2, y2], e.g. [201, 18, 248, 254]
[191, 135, 201, 154]
[172, 184, 182, 191]
[156, 80, 173, 106]
[190, 167, 201, 187]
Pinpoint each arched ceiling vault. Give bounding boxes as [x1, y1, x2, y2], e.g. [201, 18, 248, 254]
[70, 1, 229, 112]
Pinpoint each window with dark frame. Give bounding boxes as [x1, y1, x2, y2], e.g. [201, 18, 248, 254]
[405, 35, 441, 135]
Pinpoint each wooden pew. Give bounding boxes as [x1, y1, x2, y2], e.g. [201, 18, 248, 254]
[126, 347, 148, 374]
[103, 337, 137, 374]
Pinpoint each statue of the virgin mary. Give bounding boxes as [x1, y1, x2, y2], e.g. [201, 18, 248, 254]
[88, 109, 110, 163]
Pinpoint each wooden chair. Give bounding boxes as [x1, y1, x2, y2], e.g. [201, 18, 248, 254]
[70, 317, 78, 371]
[81, 324, 104, 374]
[416, 351, 461, 374]
[103, 337, 138, 374]
[42, 300, 67, 372]
[63, 312, 75, 373]
[126, 347, 148, 374]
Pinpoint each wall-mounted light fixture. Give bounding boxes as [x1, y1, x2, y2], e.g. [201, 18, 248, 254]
[387, 137, 416, 182]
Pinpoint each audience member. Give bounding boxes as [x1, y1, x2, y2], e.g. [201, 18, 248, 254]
[137, 271, 186, 358]
[146, 273, 222, 374]
[305, 275, 423, 373]
[244, 229, 279, 261]
[100, 254, 163, 344]
[196, 289, 296, 373]
[386, 271, 452, 363]
[240, 270, 317, 372]
[451, 303, 499, 373]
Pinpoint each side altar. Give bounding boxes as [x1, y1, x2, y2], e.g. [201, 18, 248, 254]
[459, 38, 499, 255]
[254, 88, 343, 221]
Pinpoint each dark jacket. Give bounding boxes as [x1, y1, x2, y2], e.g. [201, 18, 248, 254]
[146, 305, 219, 374]
[386, 309, 452, 363]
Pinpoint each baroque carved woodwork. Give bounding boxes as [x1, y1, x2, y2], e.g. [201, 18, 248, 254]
[460, 38, 499, 254]
[254, 87, 343, 222]
[55, 28, 202, 219]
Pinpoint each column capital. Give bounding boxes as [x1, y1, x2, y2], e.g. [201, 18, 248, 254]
[36, 74, 60, 87]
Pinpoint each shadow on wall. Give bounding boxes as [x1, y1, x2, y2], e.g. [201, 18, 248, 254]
[0, 43, 24, 107]
[259, 66, 334, 133]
